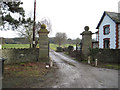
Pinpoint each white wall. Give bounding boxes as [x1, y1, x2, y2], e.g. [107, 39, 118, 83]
[118, 24, 120, 49]
[0, 38, 2, 58]
[0, 45, 1, 49]
[99, 14, 116, 49]
[0, 37, 1, 47]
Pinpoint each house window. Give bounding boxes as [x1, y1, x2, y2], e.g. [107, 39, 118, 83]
[103, 38, 110, 48]
[103, 25, 110, 35]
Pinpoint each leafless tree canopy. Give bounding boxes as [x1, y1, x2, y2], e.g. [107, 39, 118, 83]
[40, 17, 52, 33]
[55, 32, 67, 47]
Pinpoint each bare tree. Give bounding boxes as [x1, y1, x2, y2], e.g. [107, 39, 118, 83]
[17, 17, 33, 48]
[17, 16, 52, 48]
[17, 20, 41, 48]
[75, 37, 81, 44]
[55, 32, 67, 47]
[40, 17, 52, 34]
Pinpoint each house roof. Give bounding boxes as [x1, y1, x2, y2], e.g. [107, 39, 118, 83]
[96, 11, 120, 29]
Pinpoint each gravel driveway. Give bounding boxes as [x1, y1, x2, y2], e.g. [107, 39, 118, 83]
[50, 50, 118, 88]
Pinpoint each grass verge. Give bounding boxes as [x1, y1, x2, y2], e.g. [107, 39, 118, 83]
[63, 52, 120, 70]
[3, 61, 55, 88]
[81, 60, 120, 70]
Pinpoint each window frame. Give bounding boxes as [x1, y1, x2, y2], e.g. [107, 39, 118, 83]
[103, 25, 110, 35]
[103, 38, 110, 49]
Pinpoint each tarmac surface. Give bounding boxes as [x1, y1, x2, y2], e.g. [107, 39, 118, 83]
[50, 50, 118, 88]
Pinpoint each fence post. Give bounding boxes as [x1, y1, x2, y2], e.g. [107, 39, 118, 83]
[88, 56, 91, 64]
[95, 58, 98, 66]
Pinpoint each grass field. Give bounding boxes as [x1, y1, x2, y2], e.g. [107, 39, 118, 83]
[50, 44, 76, 51]
[2, 44, 76, 50]
[2, 44, 30, 48]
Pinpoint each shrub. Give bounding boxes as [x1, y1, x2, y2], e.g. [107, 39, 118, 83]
[56, 47, 63, 52]
[68, 45, 73, 51]
[89, 48, 99, 58]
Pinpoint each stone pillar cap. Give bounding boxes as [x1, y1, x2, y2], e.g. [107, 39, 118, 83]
[41, 24, 46, 29]
[84, 26, 89, 31]
[38, 24, 49, 34]
[80, 31, 93, 35]
[80, 26, 93, 35]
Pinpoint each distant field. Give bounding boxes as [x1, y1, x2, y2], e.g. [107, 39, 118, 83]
[50, 44, 75, 51]
[2, 44, 30, 48]
[2, 44, 76, 50]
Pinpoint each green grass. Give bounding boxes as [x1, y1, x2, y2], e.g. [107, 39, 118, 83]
[105, 64, 120, 70]
[50, 43, 76, 51]
[50, 44, 59, 51]
[2, 44, 30, 48]
[2, 43, 76, 49]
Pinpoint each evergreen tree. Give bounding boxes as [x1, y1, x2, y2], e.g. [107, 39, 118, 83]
[0, 1, 25, 30]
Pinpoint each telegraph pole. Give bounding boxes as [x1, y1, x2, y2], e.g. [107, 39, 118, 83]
[33, 0, 36, 48]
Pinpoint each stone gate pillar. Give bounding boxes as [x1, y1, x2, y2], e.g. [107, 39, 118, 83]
[38, 24, 49, 62]
[80, 26, 93, 59]
[0, 37, 2, 89]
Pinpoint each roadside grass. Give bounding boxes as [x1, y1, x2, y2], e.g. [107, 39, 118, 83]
[99, 63, 120, 70]
[4, 62, 50, 78]
[81, 60, 120, 70]
[63, 52, 120, 70]
[3, 61, 55, 88]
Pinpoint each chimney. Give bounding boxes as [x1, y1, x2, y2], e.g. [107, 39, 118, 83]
[118, 1, 120, 18]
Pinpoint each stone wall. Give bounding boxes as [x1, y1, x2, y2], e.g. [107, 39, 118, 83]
[89, 48, 120, 63]
[1, 48, 39, 64]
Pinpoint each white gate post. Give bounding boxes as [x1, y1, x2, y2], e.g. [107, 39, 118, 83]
[88, 56, 91, 64]
[95, 59, 98, 66]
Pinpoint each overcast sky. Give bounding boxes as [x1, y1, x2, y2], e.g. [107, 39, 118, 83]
[0, 0, 120, 39]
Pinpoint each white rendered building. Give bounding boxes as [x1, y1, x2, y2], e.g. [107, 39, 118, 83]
[96, 11, 120, 49]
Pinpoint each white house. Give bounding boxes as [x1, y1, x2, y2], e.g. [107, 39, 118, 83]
[96, 11, 120, 49]
[0, 37, 2, 49]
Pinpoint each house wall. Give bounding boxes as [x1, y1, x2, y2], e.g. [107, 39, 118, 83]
[118, 24, 120, 48]
[0, 38, 2, 50]
[99, 14, 116, 49]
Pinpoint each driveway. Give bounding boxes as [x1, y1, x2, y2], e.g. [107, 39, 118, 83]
[50, 50, 118, 88]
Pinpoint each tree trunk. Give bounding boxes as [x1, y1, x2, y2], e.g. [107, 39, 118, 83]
[29, 39, 32, 48]
[30, 43, 32, 48]
[59, 42, 61, 47]
[59, 39, 61, 47]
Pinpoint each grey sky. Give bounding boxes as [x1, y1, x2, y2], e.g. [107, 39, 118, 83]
[0, 0, 119, 39]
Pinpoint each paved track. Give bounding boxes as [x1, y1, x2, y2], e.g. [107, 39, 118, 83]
[50, 50, 118, 88]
